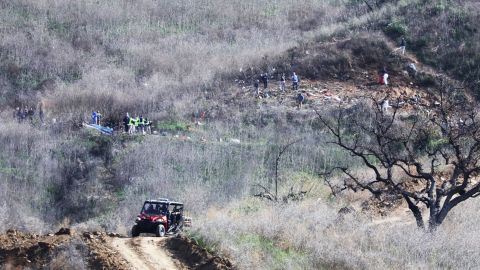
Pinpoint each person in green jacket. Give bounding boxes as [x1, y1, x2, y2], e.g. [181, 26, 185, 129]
[133, 115, 140, 133]
[128, 115, 136, 134]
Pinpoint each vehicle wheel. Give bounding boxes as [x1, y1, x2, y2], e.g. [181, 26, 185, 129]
[156, 224, 165, 237]
[131, 225, 140, 237]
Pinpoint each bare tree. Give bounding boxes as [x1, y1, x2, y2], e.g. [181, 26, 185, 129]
[318, 89, 480, 230]
[254, 139, 301, 202]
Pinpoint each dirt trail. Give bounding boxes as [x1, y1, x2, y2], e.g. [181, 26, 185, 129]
[111, 237, 180, 270]
[0, 229, 233, 269]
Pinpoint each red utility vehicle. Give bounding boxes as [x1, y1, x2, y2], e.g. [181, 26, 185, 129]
[131, 198, 185, 237]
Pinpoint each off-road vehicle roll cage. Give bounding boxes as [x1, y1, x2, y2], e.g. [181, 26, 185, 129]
[131, 198, 186, 237]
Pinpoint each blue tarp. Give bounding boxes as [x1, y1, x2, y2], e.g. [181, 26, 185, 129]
[86, 124, 113, 135]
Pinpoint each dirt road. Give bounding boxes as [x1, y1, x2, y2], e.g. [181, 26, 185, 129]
[110, 237, 181, 270]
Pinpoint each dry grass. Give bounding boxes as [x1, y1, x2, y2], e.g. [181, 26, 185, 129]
[192, 197, 480, 269]
[48, 239, 89, 270]
[1, 1, 480, 268]
[0, 0, 352, 121]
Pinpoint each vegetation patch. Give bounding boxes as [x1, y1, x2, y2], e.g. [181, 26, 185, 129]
[237, 233, 306, 269]
[156, 120, 191, 132]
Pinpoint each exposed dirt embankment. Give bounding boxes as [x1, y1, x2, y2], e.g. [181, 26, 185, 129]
[0, 229, 233, 270]
[166, 236, 234, 270]
[0, 229, 72, 269]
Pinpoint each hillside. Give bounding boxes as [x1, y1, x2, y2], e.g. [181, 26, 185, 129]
[1, 0, 480, 269]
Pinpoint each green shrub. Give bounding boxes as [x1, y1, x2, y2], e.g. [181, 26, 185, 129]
[430, 3, 446, 16]
[384, 20, 408, 38]
[157, 120, 191, 132]
[47, 18, 72, 38]
[416, 73, 437, 87]
[238, 233, 306, 269]
[187, 230, 218, 254]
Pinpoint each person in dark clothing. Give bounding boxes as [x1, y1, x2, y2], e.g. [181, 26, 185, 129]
[28, 107, 34, 122]
[139, 115, 145, 134]
[123, 113, 130, 133]
[280, 73, 286, 92]
[406, 63, 417, 78]
[38, 102, 44, 124]
[260, 73, 268, 89]
[400, 37, 406, 55]
[21, 106, 28, 122]
[296, 92, 305, 108]
[393, 37, 406, 55]
[144, 118, 152, 134]
[253, 79, 260, 96]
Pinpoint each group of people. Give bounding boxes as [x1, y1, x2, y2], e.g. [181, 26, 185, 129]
[13, 106, 42, 123]
[249, 37, 415, 109]
[253, 72, 300, 96]
[122, 113, 152, 134]
[378, 37, 418, 86]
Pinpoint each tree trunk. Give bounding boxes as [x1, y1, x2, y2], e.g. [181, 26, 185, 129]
[403, 195, 424, 228]
[434, 202, 452, 226]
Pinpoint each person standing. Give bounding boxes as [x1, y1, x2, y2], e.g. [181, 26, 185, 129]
[253, 79, 260, 96]
[38, 102, 44, 123]
[382, 67, 389, 86]
[123, 113, 130, 133]
[128, 115, 136, 134]
[260, 73, 268, 89]
[91, 111, 97, 125]
[133, 115, 140, 133]
[144, 118, 152, 134]
[279, 73, 286, 92]
[139, 115, 145, 134]
[400, 37, 406, 55]
[96, 112, 102, 125]
[292, 72, 299, 90]
[22, 106, 28, 122]
[28, 107, 35, 123]
[14, 107, 21, 122]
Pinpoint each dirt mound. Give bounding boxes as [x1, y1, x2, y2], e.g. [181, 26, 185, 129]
[82, 231, 130, 270]
[0, 229, 233, 270]
[166, 235, 234, 270]
[0, 229, 128, 270]
[0, 229, 72, 269]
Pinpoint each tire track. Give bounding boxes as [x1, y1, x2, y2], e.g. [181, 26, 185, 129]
[110, 237, 179, 270]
